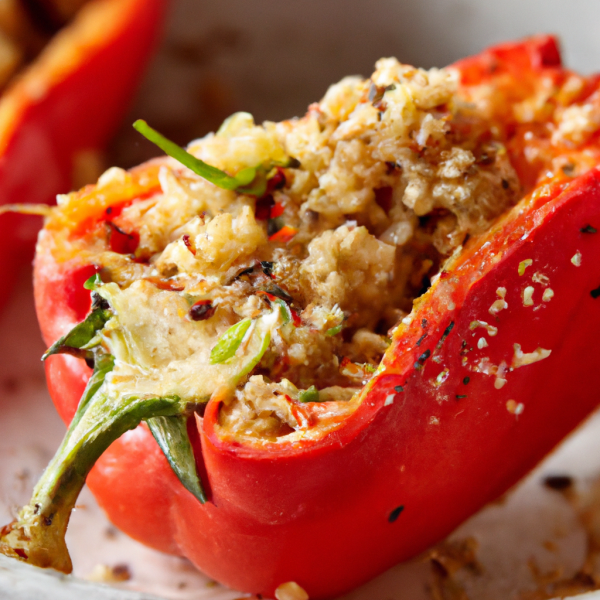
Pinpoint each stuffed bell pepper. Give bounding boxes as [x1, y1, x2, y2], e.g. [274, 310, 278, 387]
[4, 34, 600, 600]
[0, 0, 168, 308]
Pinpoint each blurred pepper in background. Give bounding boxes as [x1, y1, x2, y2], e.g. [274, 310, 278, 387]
[0, 0, 168, 309]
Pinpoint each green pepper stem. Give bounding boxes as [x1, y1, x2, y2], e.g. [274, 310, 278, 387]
[148, 415, 206, 503]
[0, 388, 183, 572]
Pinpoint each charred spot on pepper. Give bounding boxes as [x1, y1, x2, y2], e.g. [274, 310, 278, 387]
[463, 376, 470, 385]
[388, 505, 404, 523]
[189, 301, 216, 322]
[581, 224, 597, 234]
[416, 333, 427, 347]
[456, 395, 467, 400]
[421, 318, 428, 329]
[43, 514, 54, 527]
[394, 385, 404, 393]
[543, 474, 573, 491]
[591, 285, 600, 299]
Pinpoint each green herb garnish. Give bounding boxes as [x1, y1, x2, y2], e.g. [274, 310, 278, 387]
[326, 324, 343, 337]
[148, 415, 206, 503]
[210, 318, 253, 364]
[298, 385, 320, 403]
[83, 273, 102, 290]
[133, 120, 267, 197]
[42, 307, 111, 360]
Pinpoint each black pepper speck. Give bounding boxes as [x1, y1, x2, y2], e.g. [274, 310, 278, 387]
[388, 505, 404, 523]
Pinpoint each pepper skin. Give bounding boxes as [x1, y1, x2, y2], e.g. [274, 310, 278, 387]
[31, 37, 600, 599]
[0, 0, 168, 309]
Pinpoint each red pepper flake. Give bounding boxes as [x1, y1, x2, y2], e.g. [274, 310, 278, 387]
[269, 225, 298, 244]
[388, 505, 404, 523]
[267, 167, 286, 193]
[290, 308, 302, 327]
[270, 202, 285, 219]
[374, 186, 393, 214]
[14, 548, 28, 559]
[107, 221, 139, 255]
[257, 290, 278, 303]
[182, 234, 196, 255]
[255, 195, 275, 220]
[189, 300, 215, 321]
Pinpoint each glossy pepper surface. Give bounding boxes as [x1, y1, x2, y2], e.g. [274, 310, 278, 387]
[0, 0, 168, 308]
[13, 36, 600, 599]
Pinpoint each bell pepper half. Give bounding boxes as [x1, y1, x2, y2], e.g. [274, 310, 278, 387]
[0, 0, 168, 309]
[4, 35, 600, 600]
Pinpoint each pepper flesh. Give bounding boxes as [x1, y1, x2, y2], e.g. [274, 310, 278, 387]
[11, 36, 600, 599]
[0, 0, 168, 309]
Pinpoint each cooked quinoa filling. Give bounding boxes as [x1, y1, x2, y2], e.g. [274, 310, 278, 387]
[45, 55, 599, 444]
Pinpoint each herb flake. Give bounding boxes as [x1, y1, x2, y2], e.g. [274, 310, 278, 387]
[133, 120, 266, 197]
[299, 386, 320, 403]
[210, 319, 252, 364]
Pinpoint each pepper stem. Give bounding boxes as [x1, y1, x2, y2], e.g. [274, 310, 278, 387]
[0, 387, 183, 572]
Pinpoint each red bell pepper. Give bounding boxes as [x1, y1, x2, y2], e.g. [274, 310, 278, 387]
[5, 35, 600, 600]
[0, 0, 168, 309]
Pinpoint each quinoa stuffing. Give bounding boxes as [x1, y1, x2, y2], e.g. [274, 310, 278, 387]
[39, 52, 600, 444]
